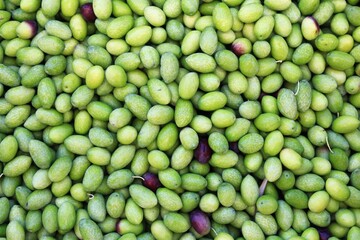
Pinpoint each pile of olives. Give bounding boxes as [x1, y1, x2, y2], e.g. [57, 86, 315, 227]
[0, 0, 360, 239]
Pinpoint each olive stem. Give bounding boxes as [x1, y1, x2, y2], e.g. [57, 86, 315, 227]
[132, 176, 145, 181]
[325, 135, 333, 154]
[294, 81, 300, 95]
[88, 193, 94, 200]
[259, 178, 268, 196]
[211, 227, 218, 236]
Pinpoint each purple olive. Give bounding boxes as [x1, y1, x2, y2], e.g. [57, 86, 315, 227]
[317, 227, 331, 240]
[194, 138, 212, 164]
[190, 209, 211, 236]
[26, 20, 37, 37]
[309, 16, 320, 33]
[301, 16, 320, 41]
[142, 172, 161, 192]
[16, 20, 37, 39]
[81, 3, 96, 22]
[229, 141, 240, 154]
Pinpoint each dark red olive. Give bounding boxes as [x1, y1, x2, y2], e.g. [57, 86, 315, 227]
[231, 38, 249, 57]
[190, 209, 211, 236]
[194, 138, 212, 164]
[142, 172, 161, 192]
[80, 3, 96, 22]
[116, 220, 121, 234]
